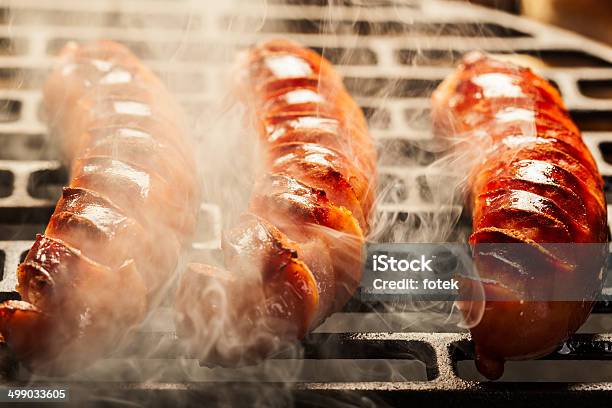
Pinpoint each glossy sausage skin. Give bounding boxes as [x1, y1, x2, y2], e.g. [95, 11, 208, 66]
[432, 52, 608, 379]
[0, 41, 199, 373]
[175, 40, 376, 365]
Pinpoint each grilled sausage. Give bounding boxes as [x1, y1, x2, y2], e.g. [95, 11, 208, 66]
[175, 39, 376, 365]
[431, 52, 608, 379]
[0, 41, 199, 373]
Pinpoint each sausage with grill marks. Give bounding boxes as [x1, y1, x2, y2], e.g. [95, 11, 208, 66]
[0, 41, 200, 373]
[175, 40, 376, 365]
[431, 52, 608, 380]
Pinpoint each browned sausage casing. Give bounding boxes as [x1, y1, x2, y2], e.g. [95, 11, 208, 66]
[0, 41, 199, 373]
[432, 52, 608, 379]
[175, 40, 376, 365]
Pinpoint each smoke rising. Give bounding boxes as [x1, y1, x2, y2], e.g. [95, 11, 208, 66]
[0, 0, 538, 404]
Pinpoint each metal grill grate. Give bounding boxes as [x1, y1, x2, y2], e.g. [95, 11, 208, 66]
[1, 0, 612, 405]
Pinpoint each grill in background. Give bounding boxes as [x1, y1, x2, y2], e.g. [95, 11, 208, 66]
[0, 0, 612, 406]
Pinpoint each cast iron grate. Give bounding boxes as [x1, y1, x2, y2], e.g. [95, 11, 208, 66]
[0, 0, 612, 405]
